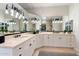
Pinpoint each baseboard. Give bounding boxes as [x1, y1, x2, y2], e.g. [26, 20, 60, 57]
[74, 48, 79, 56]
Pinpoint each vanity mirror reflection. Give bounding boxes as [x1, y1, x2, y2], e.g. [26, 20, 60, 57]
[0, 3, 27, 35]
[40, 16, 63, 32]
[0, 19, 21, 35]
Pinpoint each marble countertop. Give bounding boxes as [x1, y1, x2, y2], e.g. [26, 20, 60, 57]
[0, 32, 74, 48]
[39, 32, 74, 35]
[0, 33, 36, 48]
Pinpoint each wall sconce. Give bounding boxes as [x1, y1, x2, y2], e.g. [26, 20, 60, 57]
[23, 18, 28, 24]
[31, 17, 39, 23]
[18, 10, 23, 19]
[10, 4, 14, 16]
[19, 13, 23, 19]
[5, 4, 25, 20]
[22, 12, 25, 19]
[15, 8, 19, 18]
[5, 4, 9, 14]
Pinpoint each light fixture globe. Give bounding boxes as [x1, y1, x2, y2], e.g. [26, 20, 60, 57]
[15, 12, 19, 18]
[10, 4, 14, 16]
[19, 14, 22, 19]
[5, 10, 9, 14]
[5, 4, 9, 14]
[23, 16, 25, 19]
[10, 9, 14, 16]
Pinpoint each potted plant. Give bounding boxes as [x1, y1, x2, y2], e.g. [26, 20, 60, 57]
[36, 30, 39, 33]
[33, 30, 36, 34]
[68, 30, 72, 33]
[64, 30, 67, 33]
[32, 30, 39, 34]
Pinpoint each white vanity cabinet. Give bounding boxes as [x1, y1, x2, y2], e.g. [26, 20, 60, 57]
[43, 34, 74, 47]
[25, 39, 34, 56]
[0, 33, 75, 56]
[43, 34, 49, 46]
[65, 35, 75, 47]
[0, 42, 26, 56]
[0, 38, 35, 56]
[31, 35, 44, 49]
[37, 34, 44, 48]
[13, 42, 26, 56]
[13, 39, 34, 56]
[31, 35, 39, 49]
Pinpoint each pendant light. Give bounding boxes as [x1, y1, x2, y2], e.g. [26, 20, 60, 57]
[19, 14, 22, 19]
[5, 4, 25, 20]
[5, 4, 9, 14]
[19, 10, 22, 19]
[15, 8, 19, 18]
[22, 12, 25, 19]
[23, 21, 28, 24]
[10, 4, 14, 16]
[23, 18, 28, 24]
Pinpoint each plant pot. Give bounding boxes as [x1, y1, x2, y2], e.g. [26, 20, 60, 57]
[33, 32, 36, 34]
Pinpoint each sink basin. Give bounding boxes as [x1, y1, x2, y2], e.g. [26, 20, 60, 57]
[0, 36, 5, 44]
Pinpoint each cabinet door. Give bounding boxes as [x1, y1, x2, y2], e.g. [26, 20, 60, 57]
[26, 39, 34, 56]
[13, 39, 33, 56]
[38, 34, 44, 47]
[13, 42, 26, 56]
[48, 35, 56, 46]
[43, 34, 49, 46]
[65, 35, 74, 47]
[48, 35, 67, 47]
[31, 36, 37, 50]
[54, 35, 67, 47]
[35, 35, 41, 49]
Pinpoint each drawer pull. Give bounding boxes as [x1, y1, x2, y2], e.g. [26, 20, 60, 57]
[29, 43, 32, 46]
[59, 37, 62, 39]
[19, 48, 22, 49]
[19, 54, 22, 56]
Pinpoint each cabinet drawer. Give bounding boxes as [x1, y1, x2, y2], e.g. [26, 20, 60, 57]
[13, 42, 26, 56]
[14, 44, 24, 51]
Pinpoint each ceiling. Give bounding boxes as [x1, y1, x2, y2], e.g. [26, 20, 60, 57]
[19, 3, 71, 16]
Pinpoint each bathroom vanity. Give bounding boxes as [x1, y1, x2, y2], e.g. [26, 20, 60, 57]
[0, 32, 75, 56]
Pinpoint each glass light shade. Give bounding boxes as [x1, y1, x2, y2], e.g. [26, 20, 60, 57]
[10, 9, 14, 16]
[23, 16, 25, 19]
[23, 21, 26, 23]
[60, 21, 63, 23]
[23, 21, 28, 24]
[31, 20, 35, 23]
[15, 12, 19, 18]
[19, 14, 22, 19]
[5, 10, 9, 14]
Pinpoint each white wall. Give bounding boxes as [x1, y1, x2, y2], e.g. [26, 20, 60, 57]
[69, 4, 79, 51]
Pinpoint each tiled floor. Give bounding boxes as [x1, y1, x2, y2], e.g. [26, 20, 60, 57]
[33, 46, 76, 56]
